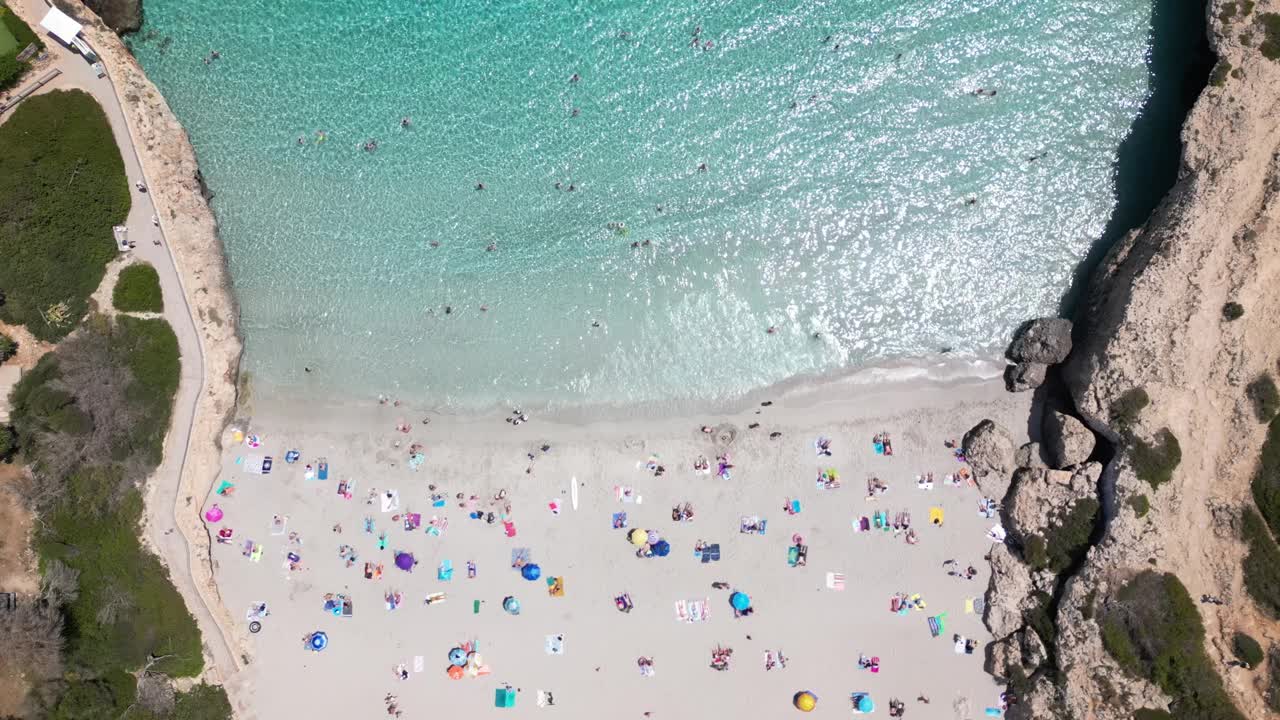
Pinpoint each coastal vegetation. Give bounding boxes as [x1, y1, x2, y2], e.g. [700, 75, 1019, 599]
[1251, 417, 1280, 538]
[1261, 13, 1280, 60]
[1223, 302, 1245, 321]
[1129, 428, 1182, 489]
[0, 90, 129, 341]
[1241, 506, 1280, 617]
[1248, 374, 1280, 423]
[112, 263, 164, 313]
[0, 330, 15, 361]
[7, 315, 223, 717]
[1232, 631, 1264, 667]
[1024, 498, 1100, 573]
[1128, 493, 1150, 518]
[1110, 387, 1150, 432]
[1099, 571, 1244, 720]
[0, 3, 40, 90]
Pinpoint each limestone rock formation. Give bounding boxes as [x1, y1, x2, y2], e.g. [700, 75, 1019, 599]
[1042, 411, 1095, 469]
[1007, 317, 1073, 365]
[55, 0, 141, 33]
[1004, 361, 1047, 392]
[1015, 442, 1046, 469]
[963, 419, 1015, 498]
[1005, 463, 1100, 541]
[984, 543, 1035, 640]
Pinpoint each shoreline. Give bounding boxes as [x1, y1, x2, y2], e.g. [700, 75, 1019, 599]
[246, 351, 1010, 429]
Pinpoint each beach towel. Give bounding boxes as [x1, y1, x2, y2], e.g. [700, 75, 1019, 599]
[928, 615, 941, 637]
[611, 512, 628, 529]
[929, 507, 944, 526]
[380, 490, 401, 513]
[547, 577, 565, 597]
[413, 656, 424, 672]
[790, 499, 802, 514]
[954, 636, 967, 654]
[826, 572, 846, 591]
[874, 441, 884, 454]
[974, 597, 986, 615]
[269, 516, 287, 536]
[537, 691, 552, 708]
[432, 496, 446, 508]
[504, 520, 517, 537]
[548, 498, 561, 514]
[688, 598, 709, 622]
[545, 634, 564, 655]
[427, 516, 448, 537]
[511, 548, 531, 568]
[615, 485, 642, 504]
[243, 455, 270, 474]
[859, 516, 871, 532]
[674, 599, 689, 623]
[438, 560, 454, 581]
[965, 598, 975, 614]
[408, 452, 426, 471]
[987, 524, 1007, 542]
[317, 461, 329, 480]
[215, 480, 234, 496]
[250, 544, 263, 563]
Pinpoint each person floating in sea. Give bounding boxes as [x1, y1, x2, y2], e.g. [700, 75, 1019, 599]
[569, 73, 580, 83]
[476, 182, 487, 190]
[400, 117, 411, 128]
[486, 242, 497, 252]
[363, 139, 378, 152]
[697, 162, 708, 172]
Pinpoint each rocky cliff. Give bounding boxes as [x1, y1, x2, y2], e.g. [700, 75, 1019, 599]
[54, 0, 141, 34]
[985, 2, 1280, 718]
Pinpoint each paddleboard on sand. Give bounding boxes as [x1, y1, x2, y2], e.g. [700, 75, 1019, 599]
[571, 476, 579, 510]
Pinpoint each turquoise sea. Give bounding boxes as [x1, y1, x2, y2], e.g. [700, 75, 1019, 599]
[131, 0, 1152, 411]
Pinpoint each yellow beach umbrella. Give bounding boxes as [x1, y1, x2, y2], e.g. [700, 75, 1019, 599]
[793, 691, 817, 712]
[629, 528, 648, 546]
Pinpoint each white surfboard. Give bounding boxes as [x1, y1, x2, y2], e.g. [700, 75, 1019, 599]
[571, 476, 579, 510]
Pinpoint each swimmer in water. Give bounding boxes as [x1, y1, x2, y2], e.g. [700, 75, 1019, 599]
[486, 242, 497, 252]
[400, 117, 411, 128]
[298, 136, 305, 145]
[571, 108, 580, 117]
[767, 326, 778, 335]
[821, 35, 832, 44]
[429, 240, 440, 248]
[569, 73, 580, 83]
[697, 162, 708, 172]
[476, 182, 486, 190]
[567, 184, 576, 191]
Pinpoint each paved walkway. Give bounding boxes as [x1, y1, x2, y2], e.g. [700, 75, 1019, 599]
[7, 0, 239, 682]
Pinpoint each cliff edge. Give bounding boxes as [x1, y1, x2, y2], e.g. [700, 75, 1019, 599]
[999, 2, 1280, 718]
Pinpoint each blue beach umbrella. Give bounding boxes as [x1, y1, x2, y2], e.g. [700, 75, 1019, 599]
[521, 563, 542, 581]
[503, 596, 521, 615]
[853, 693, 874, 713]
[653, 540, 671, 557]
[309, 631, 328, 651]
[448, 647, 468, 666]
[730, 592, 751, 611]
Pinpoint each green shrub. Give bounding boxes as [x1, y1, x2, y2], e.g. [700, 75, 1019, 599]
[112, 263, 163, 313]
[1262, 14, 1280, 60]
[1024, 534, 1049, 570]
[0, 424, 13, 460]
[1023, 590, 1057, 650]
[1129, 493, 1151, 518]
[0, 90, 130, 341]
[0, 5, 40, 50]
[1133, 711, 1173, 720]
[1269, 645, 1280, 711]
[1241, 507, 1280, 617]
[1209, 60, 1232, 87]
[0, 51, 22, 91]
[0, 5, 40, 91]
[1041, 497, 1100, 573]
[0, 331, 15, 362]
[1223, 302, 1245, 320]
[1249, 375, 1280, 423]
[1233, 632, 1264, 667]
[1252, 418, 1280, 538]
[1100, 571, 1245, 719]
[1111, 387, 1150, 432]
[1220, 1, 1240, 23]
[1131, 428, 1181, 489]
[173, 683, 234, 720]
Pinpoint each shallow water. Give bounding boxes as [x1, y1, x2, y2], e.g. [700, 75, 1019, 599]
[131, 0, 1152, 410]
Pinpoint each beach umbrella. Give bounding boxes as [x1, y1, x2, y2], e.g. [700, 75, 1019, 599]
[521, 563, 542, 581]
[730, 592, 751, 611]
[309, 631, 328, 652]
[629, 528, 647, 546]
[448, 647, 468, 666]
[653, 540, 671, 557]
[852, 693, 874, 713]
[394, 552, 415, 571]
[503, 596, 521, 615]
[447, 664, 464, 680]
[793, 691, 817, 712]
[647, 530, 660, 545]
[204, 504, 223, 523]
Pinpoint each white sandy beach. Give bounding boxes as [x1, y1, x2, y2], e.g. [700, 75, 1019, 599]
[208, 374, 1031, 720]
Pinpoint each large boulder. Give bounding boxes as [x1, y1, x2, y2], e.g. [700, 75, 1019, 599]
[963, 420, 1015, 498]
[1004, 361, 1047, 392]
[1042, 411, 1095, 469]
[984, 544, 1035, 639]
[986, 627, 1049, 682]
[1015, 442, 1047, 469]
[1006, 463, 1101, 541]
[1008, 317, 1073, 365]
